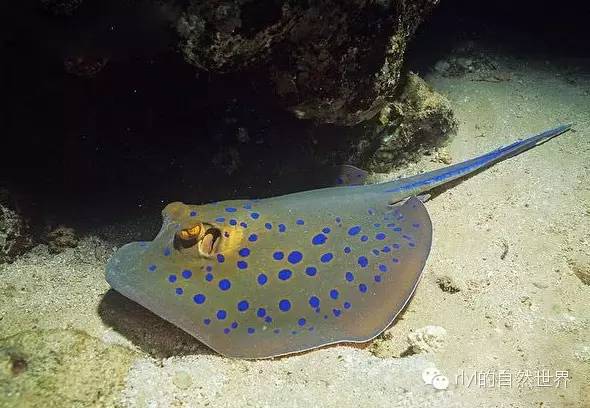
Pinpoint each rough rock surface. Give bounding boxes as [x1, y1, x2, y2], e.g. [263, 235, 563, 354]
[39, 0, 83, 16]
[407, 325, 448, 354]
[366, 73, 457, 172]
[46, 226, 79, 254]
[0, 190, 33, 264]
[177, 0, 441, 125]
[0, 329, 137, 408]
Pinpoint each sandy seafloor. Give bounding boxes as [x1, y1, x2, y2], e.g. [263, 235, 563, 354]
[1, 43, 589, 407]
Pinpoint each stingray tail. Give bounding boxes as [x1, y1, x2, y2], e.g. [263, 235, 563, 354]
[379, 124, 572, 197]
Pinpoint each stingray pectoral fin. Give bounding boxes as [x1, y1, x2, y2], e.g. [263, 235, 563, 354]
[106, 241, 151, 301]
[356, 196, 433, 342]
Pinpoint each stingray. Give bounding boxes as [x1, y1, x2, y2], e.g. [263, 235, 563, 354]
[106, 124, 571, 359]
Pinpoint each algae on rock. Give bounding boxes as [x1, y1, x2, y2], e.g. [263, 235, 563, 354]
[366, 73, 457, 172]
[0, 190, 33, 264]
[0, 329, 137, 408]
[176, 0, 441, 126]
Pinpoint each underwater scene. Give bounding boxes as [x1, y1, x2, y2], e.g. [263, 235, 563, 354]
[1, 0, 589, 406]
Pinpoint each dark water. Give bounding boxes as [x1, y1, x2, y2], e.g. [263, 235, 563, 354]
[1, 0, 588, 231]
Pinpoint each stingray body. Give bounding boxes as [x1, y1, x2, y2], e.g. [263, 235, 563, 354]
[106, 124, 571, 359]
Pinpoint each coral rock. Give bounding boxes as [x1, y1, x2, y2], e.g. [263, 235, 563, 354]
[177, 0, 441, 125]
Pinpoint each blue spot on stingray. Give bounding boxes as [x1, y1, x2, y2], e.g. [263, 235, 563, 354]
[372, 249, 380, 256]
[374, 275, 382, 282]
[168, 274, 177, 283]
[278, 269, 292, 280]
[190, 211, 197, 217]
[175, 288, 183, 295]
[239, 248, 250, 257]
[379, 264, 388, 272]
[193, 293, 206, 304]
[243, 203, 252, 210]
[278, 224, 286, 232]
[205, 273, 214, 282]
[288, 251, 303, 264]
[413, 223, 420, 228]
[358, 256, 368, 268]
[309, 296, 320, 308]
[148, 264, 157, 272]
[206, 265, 213, 272]
[335, 217, 342, 224]
[240, 221, 248, 228]
[217, 310, 227, 320]
[295, 219, 304, 226]
[382, 246, 391, 253]
[279, 299, 291, 312]
[257, 308, 266, 317]
[312, 233, 327, 245]
[257, 273, 268, 286]
[320, 253, 334, 263]
[182, 269, 192, 279]
[343, 301, 351, 309]
[322, 227, 331, 234]
[203, 318, 211, 325]
[330, 289, 339, 300]
[298, 318, 306, 326]
[226, 207, 237, 213]
[247, 328, 255, 335]
[265, 316, 273, 323]
[215, 217, 225, 223]
[305, 266, 318, 277]
[368, 208, 375, 215]
[348, 226, 361, 236]
[217, 254, 225, 263]
[345, 272, 354, 282]
[237, 260, 248, 269]
[360, 235, 369, 242]
[392, 257, 400, 263]
[393, 243, 401, 249]
[251, 212, 260, 220]
[223, 328, 230, 334]
[265, 222, 272, 230]
[333, 308, 342, 317]
[344, 246, 351, 254]
[373, 223, 381, 228]
[229, 219, 237, 226]
[376, 232, 386, 240]
[219, 279, 231, 291]
[231, 321, 238, 329]
[237, 300, 249, 312]
[273, 251, 284, 260]
[409, 242, 416, 248]
[248, 234, 258, 242]
[359, 283, 368, 293]
[393, 227, 402, 232]
[163, 247, 171, 257]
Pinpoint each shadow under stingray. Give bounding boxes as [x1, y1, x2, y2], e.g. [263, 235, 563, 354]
[98, 289, 214, 358]
[98, 284, 420, 360]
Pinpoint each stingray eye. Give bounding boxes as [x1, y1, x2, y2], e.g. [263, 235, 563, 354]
[198, 227, 222, 257]
[179, 224, 201, 240]
[174, 224, 202, 249]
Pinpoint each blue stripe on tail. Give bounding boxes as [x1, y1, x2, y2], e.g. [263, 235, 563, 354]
[382, 124, 572, 195]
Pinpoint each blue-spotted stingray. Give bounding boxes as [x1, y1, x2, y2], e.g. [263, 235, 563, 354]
[106, 124, 571, 359]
